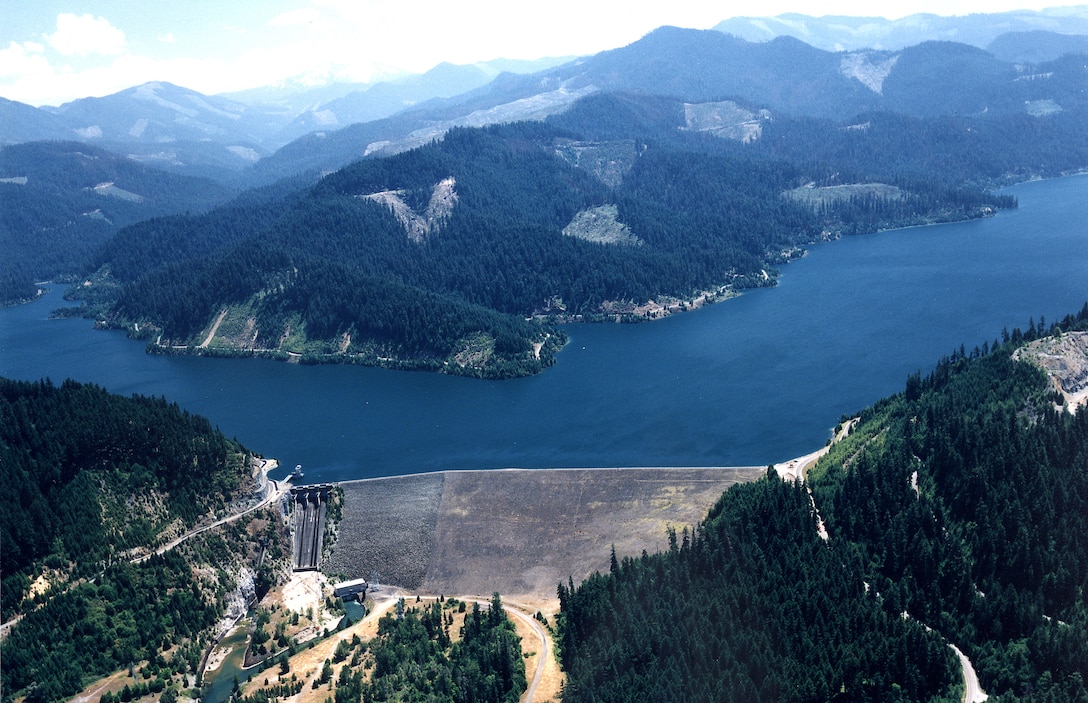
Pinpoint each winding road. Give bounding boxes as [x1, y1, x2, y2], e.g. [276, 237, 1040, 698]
[775, 422, 987, 703]
[951, 643, 988, 703]
[136, 462, 285, 563]
[1, 462, 283, 640]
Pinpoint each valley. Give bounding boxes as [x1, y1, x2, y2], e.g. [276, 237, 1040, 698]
[3, 6, 1088, 702]
[9, 19, 1088, 379]
[40, 317, 1088, 703]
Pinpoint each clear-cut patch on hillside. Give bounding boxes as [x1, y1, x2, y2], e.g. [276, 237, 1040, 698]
[682, 100, 768, 142]
[91, 181, 144, 202]
[227, 145, 262, 162]
[562, 204, 641, 246]
[364, 83, 597, 158]
[783, 182, 904, 207]
[1013, 330, 1088, 412]
[362, 177, 458, 242]
[554, 139, 638, 188]
[1025, 99, 1062, 116]
[840, 52, 900, 94]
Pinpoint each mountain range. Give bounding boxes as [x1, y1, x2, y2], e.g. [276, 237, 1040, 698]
[0, 57, 571, 181]
[715, 6, 1088, 52]
[3, 11, 1088, 376]
[3, 8, 1086, 179]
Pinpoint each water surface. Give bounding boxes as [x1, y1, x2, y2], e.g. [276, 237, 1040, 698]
[2, 175, 1086, 482]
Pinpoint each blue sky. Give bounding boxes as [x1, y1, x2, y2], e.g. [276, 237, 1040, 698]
[1, 0, 1083, 106]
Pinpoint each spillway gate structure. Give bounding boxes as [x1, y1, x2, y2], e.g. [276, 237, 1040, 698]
[291, 484, 331, 571]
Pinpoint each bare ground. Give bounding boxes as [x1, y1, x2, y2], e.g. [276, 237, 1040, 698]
[1013, 330, 1088, 412]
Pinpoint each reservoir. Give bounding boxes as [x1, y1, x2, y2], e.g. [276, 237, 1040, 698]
[2, 175, 1086, 482]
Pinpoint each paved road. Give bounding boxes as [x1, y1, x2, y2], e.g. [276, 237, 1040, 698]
[950, 643, 988, 703]
[774, 417, 858, 482]
[139, 474, 284, 562]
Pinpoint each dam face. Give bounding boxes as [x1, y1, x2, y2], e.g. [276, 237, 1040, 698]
[291, 484, 331, 571]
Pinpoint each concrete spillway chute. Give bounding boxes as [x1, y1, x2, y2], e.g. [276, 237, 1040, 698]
[290, 484, 331, 571]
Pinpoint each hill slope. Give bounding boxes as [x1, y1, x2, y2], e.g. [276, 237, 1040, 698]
[0, 377, 258, 613]
[0, 141, 234, 303]
[558, 305, 1088, 701]
[90, 92, 1073, 376]
[48, 27, 1088, 377]
[251, 26, 1088, 178]
[0, 377, 288, 703]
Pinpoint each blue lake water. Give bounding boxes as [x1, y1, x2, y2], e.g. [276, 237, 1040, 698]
[2, 175, 1087, 482]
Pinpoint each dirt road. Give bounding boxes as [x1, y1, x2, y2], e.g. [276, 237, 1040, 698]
[459, 597, 551, 703]
[200, 308, 228, 348]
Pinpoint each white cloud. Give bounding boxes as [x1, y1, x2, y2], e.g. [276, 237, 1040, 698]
[269, 7, 325, 27]
[0, 41, 51, 81]
[158, 33, 177, 44]
[48, 14, 126, 56]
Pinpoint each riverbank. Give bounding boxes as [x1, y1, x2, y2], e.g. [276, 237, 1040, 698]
[535, 282, 747, 323]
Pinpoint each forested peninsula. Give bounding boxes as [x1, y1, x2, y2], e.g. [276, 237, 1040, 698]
[7, 29, 1088, 377]
[77, 111, 1028, 378]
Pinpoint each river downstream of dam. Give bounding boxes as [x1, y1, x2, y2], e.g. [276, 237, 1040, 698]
[2, 175, 1087, 483]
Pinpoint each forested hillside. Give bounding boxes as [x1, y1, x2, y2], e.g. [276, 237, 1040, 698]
[809, 311, 1088, 700]
[0, 377, 257, 619]
[557, 305, 1088, 702]
[86, 92, 1053, 377]
[14, 26, 1087, 376]
[0, 377, 286, 703]
[0, 141, 234, 303]
[362, 595, 526, 703]
[558, 475, 959, 702]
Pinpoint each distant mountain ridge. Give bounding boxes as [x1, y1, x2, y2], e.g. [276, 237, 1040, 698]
[987, 28, 1088, 62]
[714, 7, 1088, 52]
[268, 57, 575, 147]
[0, 57, 573, 180]
[3, 9, 1086, 185]
[246, 26, 1088, 183]
[30, 82, 280, 179]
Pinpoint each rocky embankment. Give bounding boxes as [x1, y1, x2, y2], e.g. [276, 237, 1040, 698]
[323, 467, 763, 606]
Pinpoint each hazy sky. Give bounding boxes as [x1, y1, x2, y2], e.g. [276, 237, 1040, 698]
[1, 0, 1083, 106]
